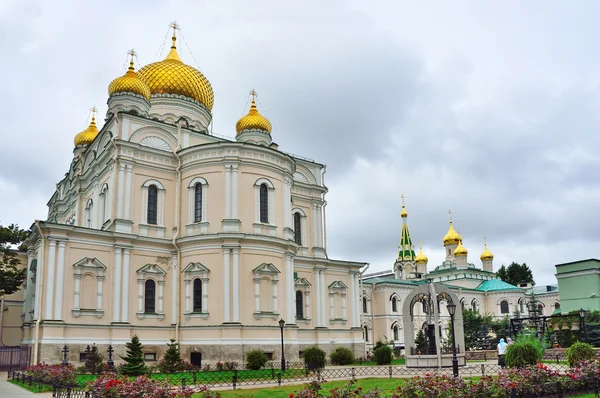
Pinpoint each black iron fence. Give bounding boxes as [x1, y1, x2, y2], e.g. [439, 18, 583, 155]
[0, 345, 30, 371]
[8, 363, 600, 397]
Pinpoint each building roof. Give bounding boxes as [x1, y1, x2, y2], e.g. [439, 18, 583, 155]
[525, 284, 559, 295]
[362, 277, 420, 286]
[475, 279, 523, 292]
[555, 258, 600, 267]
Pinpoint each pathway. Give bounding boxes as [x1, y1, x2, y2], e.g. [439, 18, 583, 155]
[0, 372, 52, 397]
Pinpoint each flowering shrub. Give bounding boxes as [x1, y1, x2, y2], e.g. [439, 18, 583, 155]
[88, 374, 220, 398]
[289, 381, 382, 398]
[25, 363, 77, 385]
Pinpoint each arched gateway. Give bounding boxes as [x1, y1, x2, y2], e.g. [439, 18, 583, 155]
[402, 281, 466, 368]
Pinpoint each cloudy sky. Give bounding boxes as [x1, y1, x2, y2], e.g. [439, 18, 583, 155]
[1, 1, 599, 285]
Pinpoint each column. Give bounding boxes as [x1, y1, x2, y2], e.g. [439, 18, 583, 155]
[254, 274, 260, 314]
[121, 248, 130, 322]
[113, 247, 122, 322]
[73, 273, 81, 311]
[137, 276, 143, 314]
[124, 165, 133, 219]
[285, 255, 294, 324]
[284, 177, 292, 230]
[171, 253, 178, 324]
[349, 273, 356, 327]
[97, 275, 104, 312]
[185, 279, 191, 314]
[116, 164, 125, 218]
[312, 204, 318, 247]
[355, 274, 361, 326]
[54, 240, 66, 320]
[316, 204, 323, 247]
[224, 165, 231, 219]
[231, 165, 238, 219]
[320, 270, 326, 326]
[202, 276, 209, 314]
[232, 248, 239, 322]
[223, 248, 230, 322]
[33, 244, 43, 321]
[44, 240, 56, 320]
[272, 279, 279, 314]
[92, 184, 100, 228]
[342, 293, 347, 320]
[314, 268, 321, 327]
[158, 280, 164, 313]
[329, 292, 335, 320]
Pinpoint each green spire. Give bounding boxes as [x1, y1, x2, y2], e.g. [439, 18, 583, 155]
[398, 195, 415, 261]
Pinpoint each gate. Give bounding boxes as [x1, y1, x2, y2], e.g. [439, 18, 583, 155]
[0, 346, 31, 371]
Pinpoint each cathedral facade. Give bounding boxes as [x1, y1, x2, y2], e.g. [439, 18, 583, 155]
[23, 27, 366, 365]
[362, 203, 560, 353]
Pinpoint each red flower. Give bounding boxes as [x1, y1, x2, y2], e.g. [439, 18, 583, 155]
[289, 394, 295, 397]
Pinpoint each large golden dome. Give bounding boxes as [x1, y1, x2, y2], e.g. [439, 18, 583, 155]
[137, 32, 214, 110]
[454, 240, 468, 257]
[108, 54, 151, 101]
[236, 95, 272, 134]
[74, 114, 99, 147]
[443, 220, 462, 245]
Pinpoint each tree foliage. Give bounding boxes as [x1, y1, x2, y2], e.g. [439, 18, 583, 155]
[415, 329, 427, 352]
[496, 262, 534, 287]
[85, 344, 105, 374]
[120, 335, 147, 376]
[160, 339, 183, 373]
[0, 224, 29, 296]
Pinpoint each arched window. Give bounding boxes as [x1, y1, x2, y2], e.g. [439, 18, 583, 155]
[393, 324, 399, 341]
[500, 300, 509, 314]
[294, 212, 302, 245]
[100, 184, 109, 226]
[194, 183, 203, 222]
[144, 279, 156, 313]
[363, 297, 368, 314]
[392, 297, 398, 312]
[259, 184, 268, 223]
[193, 278, 202, 313]
[518, 298, 525, 314]
[554, 302, 560, 310]
[364, 326, 369, 342]
[460, 299, 466, 312]
[471, 299, 479, 313]
[85, 199, 93, 228]
[147, 185, 158, 225]
[296, 290, 304, 319]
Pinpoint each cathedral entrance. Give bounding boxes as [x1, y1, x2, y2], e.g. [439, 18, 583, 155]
[190, 352, 202, 368]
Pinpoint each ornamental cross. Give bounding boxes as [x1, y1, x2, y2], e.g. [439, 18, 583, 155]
[250, 89, 257, 100]
[448, 209, 452, 222]
[401, 194, 405, 207]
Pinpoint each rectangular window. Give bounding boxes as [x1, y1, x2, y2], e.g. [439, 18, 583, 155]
[79, 353, 87, 362]
[144, 353, 157, 361]
[265, 352, 274, 360]
[193, 279, 202, 312]
[259, 184, 269, 223]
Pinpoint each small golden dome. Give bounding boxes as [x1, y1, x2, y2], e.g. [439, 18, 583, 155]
[74, 112, 99, 147]
[400, 206, 408, 218]
[236, 92, 272, 134]
[415, 244, 428, 264]
[443, 220, 462, 245]
[480, 239, 494, 261]
[108, 52, 151, 101]
[454, 240, 468, 257]
[137, 28, 214, 110]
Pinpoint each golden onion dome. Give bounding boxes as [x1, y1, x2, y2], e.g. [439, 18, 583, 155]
[443, 220, 462, 245]
[137, 30, 214, 110]
[74, 113, 99, 147]
[415, 244, 428, 264]
[454, 240, 468, 257]
[108, 53, 151, 101]
[480, 240, 494, 261]
[235, 93, 272, 134]
[400, 206, 408, 218]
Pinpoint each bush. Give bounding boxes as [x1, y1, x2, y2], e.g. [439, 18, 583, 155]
[158, 339, 183, 373]
[25, 363, 77, 385]
[119, 335, 147, 376]
[246, 350, 268, 370]
[373, 345, 392, 365]
[505, 334, 544, 368]
[330, 347, 355, 365]
[303, 347, 326, 369]
[567, 341, 596, 367]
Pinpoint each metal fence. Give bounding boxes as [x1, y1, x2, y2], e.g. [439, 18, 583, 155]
[0, 346, 30, 371]
[8, 363, 600, 397]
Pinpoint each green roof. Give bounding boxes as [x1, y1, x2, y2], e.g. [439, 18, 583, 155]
[398, 223, 415, 260]
[362, 277, 419, 286]
[475, 279, 523, 292]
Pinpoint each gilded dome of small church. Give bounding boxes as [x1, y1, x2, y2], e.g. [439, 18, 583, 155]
[236, 93, 272, 134]
[454, 240, 468, 257]
[443, 220, 462, 245]
[415, 245, 428, 264]
[137, 30, 214, 110]
[108, 53, 151, 101]
[480, 240, 494, 261]
[74, 113, 99, 147]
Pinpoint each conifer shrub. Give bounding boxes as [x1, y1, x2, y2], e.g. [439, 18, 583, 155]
[85, 345, 105, 374]
[505, 334, 544, 368]
[246, 349, 268, 370]
[119, 335, 147, 376]
[373, 345, 392, 365]
[302, 347, 326, 369]
[158, 339, 184, 373]
[567, 341, 595, 367]
[330, 347, 355, 365]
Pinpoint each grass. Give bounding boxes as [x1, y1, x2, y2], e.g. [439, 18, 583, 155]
[8, 379, 53, 393]
[352, 358, 406, 366]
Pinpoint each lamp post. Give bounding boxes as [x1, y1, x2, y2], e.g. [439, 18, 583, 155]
[278, 318, 286, 371]
[579, 308, 586, 342]
[446, 303, 459, 378]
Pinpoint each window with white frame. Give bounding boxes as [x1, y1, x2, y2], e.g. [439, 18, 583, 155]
[254, 179, 274, 224]
[471, 298, 480, 312]
[183, 262, 210, 319]
[292, 208, 307, 246]
[363, 296, 368, 314]
[390, 293, 400, 313]
[72, 257, 106, 318]
[252, 263, 280, 319]
[188, 177, 208, 224]
[392, 322, 401, 341]
[99, 183, 109, 226]
[136, 264, 166, 320]
[364, 325, 370, 342]
[328, 281, 347, 322]
[294, 277, 311, 321]
[500, 300, 510, 314]
[85, 199, 93, 228]
[142, 180, 165, 226]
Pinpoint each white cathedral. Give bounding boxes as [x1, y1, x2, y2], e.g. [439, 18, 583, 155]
[22, 26, 366, 365]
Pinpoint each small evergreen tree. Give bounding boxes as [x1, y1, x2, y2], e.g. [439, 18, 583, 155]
[160, 339, 183, 373]
[120, 335, 147, 376]
[415, 330, 427, 353]
[85, 344, 104, 374]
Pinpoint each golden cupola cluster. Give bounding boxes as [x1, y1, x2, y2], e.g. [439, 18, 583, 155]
[137, 27, 214, 111]
[108, 51, 151, 101]
[443, 220, 462, 245]
[480, 239, 494, 261]
[74, 109, 99, 147]
[236, 90, 272, 135]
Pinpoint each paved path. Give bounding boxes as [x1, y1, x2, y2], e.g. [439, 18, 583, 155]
[0, 372, 52, 397]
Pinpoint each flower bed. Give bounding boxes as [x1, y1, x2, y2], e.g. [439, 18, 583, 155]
[24, 363, 77, 385]
[88, 374, 219, 398]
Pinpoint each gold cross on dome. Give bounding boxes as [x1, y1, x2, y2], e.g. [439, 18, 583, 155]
[170, 21, 179, 32]
[90, 106, 97, 122]
[250, 89, 257, 100]
[128, 48, 137, 58]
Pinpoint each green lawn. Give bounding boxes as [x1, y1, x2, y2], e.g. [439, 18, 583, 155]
[8, 379, 53, 393]
[352, 358, 406, 366]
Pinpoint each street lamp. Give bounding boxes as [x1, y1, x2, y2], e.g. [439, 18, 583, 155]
[446, 303, 459, 378]
[279, 318, 286, 371]
[579, 308, 587, 342]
